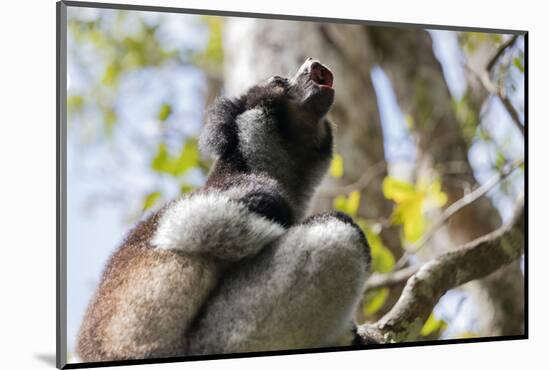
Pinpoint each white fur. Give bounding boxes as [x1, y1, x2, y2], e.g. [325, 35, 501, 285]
[152, 193, 285, 261]
[187, 216, 368, 354]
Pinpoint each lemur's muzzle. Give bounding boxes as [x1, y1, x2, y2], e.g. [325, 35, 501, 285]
[295, 58, 334, 90]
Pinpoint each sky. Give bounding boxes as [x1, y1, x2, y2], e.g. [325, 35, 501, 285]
[65, 8, 524, 353]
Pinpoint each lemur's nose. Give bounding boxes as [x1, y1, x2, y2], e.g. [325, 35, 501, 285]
[295, 58, 334, 88]
[297, 58, 322, 74]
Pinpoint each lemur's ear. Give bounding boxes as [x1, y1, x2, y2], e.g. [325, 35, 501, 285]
[199, 97, 245, 159]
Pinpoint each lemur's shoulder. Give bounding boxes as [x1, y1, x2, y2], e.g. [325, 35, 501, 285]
[204, 168, 294, 227]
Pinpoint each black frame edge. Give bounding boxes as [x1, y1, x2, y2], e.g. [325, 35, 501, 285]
[523, 32, 529, 338]
[63, 335, 528, 369]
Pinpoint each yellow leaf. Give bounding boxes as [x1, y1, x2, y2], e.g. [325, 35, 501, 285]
[420, 312, 447, 337]
[404, 114, 415, 129]
[361, 223, 395, 273]
[330, 154, 344, 178]
[455, 332, 478, 339]
[333, 195, 348, 213]
[346, 191, 361, 216]
[402, 198, 426, 243]
[427, 180, 448, 207]
[364, 288, 390, 316]
[383, 177, 417, 203]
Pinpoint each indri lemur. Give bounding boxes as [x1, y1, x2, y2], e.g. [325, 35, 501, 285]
[76, 58, 371, 361]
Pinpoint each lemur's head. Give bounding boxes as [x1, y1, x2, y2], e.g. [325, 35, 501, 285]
[201, 58, 335, 203]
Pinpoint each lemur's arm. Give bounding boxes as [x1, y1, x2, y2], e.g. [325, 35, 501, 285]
[199, 97, 244, 159]
[151, 191, 288, 262]
[155, 94, 292, 262]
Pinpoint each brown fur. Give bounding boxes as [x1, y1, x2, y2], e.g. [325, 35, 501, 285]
[75, 211, 222, 361]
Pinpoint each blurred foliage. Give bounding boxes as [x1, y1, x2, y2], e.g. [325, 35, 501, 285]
[383, 176, 447, 244]
[454, 331, 479, 339]
[68, 10, 224, 219]
[333, 190, 361, 217]
[363, 288, 390, 317]
[151, 139, 200, 177]
[329, 153, 344, 178]
[461, 32, 502, 54]
[68, 14, 180, 134]
[420, 312, 447, 338]
[192, 16, 224, 73]
[142, 191, 162, 211]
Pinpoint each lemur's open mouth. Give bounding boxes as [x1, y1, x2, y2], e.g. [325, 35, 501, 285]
[310, 62, 334, 89]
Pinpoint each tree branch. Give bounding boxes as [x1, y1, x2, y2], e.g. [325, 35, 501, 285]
[414, 160, 522, 249]
[464, 62, 524, 136]
[394, 160, 522, 269]
[364, 265, 419, 291]
[357, 193, 524, 343]
[486, 35, 519, 72]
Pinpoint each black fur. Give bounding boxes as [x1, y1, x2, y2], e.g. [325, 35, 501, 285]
[238, 191, 294, 227]
[200, 97, 248, 172]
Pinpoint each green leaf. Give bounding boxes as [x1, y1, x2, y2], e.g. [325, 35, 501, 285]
[142, 191, 161, 211]
[363, 288, 389, 316]
[172, 139, 199, 176]
[513, 57, 524, 73]
[104, 107, 117, 134]
[67, 95, 84, 113]
[192, 16, 224, 70]
[329, 153, 344, 178]
[420, 312, 447, 337]
[101, 63, 120, 86]
[151, 143, 170, 173]
[151, 140, 199, 177]
[158, 103, 172, 122]
[180, 184, 195, 194]
[495, 152, 506, 171]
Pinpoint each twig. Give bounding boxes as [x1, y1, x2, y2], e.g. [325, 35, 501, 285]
[319, 161, 387, 197]
[486, 35, 519, 72]
[357, 193, 524, 343]
[364, 265, 419, 291]
[393, 160, 522, 269]
[415, 160, 522, 249]
[464, 62, 524, 136]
